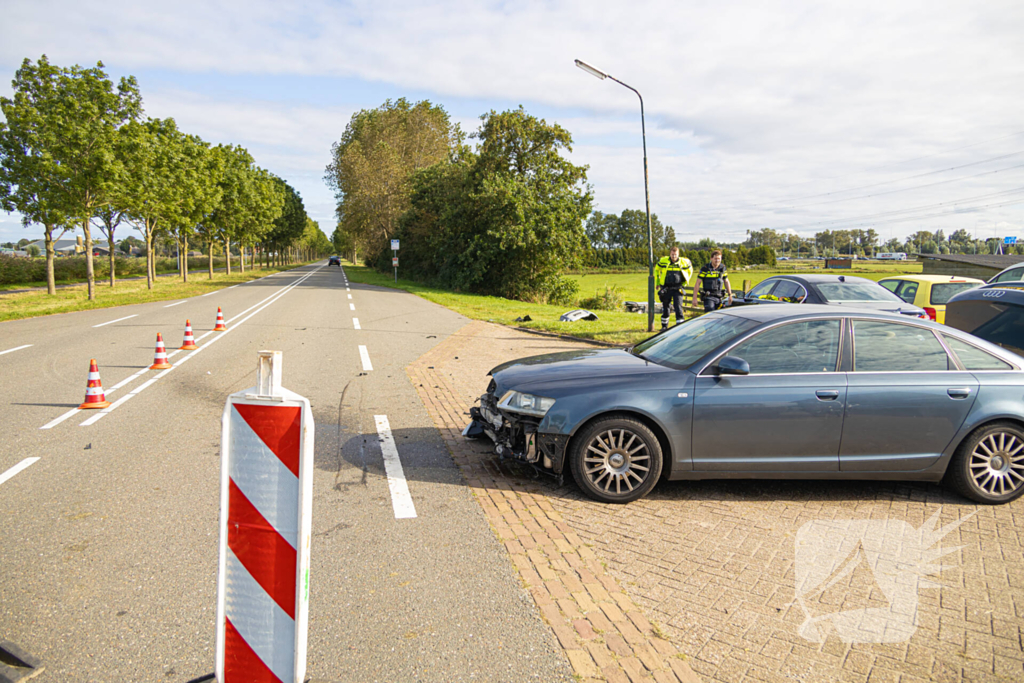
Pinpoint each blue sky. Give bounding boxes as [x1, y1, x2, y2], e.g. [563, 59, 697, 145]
[2, 0, 1023, 247]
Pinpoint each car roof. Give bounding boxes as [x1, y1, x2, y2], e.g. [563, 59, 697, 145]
[992, 261, 1024, 277]
[718, 303, 910, 323]
[877, 274, 985, 284]
[763, 274, 877, 285]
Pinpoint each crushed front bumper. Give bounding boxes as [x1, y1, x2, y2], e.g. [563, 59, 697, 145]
[464, 384, 569, 475]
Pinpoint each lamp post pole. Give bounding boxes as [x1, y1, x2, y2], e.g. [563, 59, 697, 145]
[575, 59, 657, 332]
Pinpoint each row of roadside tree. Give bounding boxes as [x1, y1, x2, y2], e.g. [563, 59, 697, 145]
[0, 55, 331, 298]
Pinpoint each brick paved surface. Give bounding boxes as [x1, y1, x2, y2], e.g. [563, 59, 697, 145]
[409, 320, 1024, 683]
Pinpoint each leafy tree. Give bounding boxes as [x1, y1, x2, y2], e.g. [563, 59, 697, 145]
[1, 56, 79, 294]
[588, 209, 675, 252]
[0, 57, 142, 300]
[264, 178, 306, 266]
[397, 107, 592, 300]
[325, 98, 462, 264]
[121, 118, 209, 288]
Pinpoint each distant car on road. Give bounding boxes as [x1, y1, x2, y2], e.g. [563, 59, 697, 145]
[878, 274, 983, 323]
[467, 305, 1024, 505]
[736, 274, 927, 318]
[328, 255, 341, 267]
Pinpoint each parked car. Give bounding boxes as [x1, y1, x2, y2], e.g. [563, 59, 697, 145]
[467, 305, 1024, 505]
[988, 261, 1024, 284]
[945, 282, 1024, 357]
[736, 274, 927, 317]
[877, 275, 983, 323]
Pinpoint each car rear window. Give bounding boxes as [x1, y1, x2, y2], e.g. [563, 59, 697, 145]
[633, 314, 759, 370]
[930, 283, 978, 305]
[943, 336, 1013, 371]
[817, 283, 901, 302]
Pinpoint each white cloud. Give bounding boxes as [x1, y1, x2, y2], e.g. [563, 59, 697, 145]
[2, 0, 1022, 243]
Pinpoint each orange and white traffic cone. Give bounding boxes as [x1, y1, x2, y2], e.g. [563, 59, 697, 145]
[213, 307, 227, 332]
[79, 359, 111, 409]
[180, 319, 198, 350]
[150, 333, 173, 370]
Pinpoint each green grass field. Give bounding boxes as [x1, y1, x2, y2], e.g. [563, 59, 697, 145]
[572, 259, 924, 301]
[345, 259, 927, 346]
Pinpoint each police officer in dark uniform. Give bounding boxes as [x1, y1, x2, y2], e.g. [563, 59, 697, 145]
[692, 249, 733, 312]
[654, 247, 693, 330]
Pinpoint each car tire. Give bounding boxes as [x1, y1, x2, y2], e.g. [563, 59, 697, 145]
[569, 416, 663, 504]
[946, 421, 1024, 504]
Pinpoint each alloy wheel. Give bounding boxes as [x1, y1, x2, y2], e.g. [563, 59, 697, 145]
[969, 431, 1024, 496]
[583, 428, 651, 495]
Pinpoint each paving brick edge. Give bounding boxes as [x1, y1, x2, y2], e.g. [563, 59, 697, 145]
[407, 321, 701, 683]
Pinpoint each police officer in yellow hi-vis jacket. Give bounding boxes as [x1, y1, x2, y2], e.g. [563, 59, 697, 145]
[654, 247, 693, 330]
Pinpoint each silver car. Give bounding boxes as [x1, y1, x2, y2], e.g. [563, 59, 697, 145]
[469, 305, 1024, 504]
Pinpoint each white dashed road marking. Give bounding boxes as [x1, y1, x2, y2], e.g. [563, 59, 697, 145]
[353, 318, 361, 330]
[358, 345, 373, 371]
[349, 303, 355, 311]
[0, 458, 40, 487]
[93, 314, 137, 328]
[0, 344, 32, 357]
[163, 300, 186, 308]
[374, 415, 417, 519]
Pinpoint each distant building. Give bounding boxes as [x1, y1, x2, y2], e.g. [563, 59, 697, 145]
[916, 253, 1023, 281]
[22, 238, 111, 256]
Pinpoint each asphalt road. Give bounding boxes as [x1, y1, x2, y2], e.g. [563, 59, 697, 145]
[0, 262, 571, 682]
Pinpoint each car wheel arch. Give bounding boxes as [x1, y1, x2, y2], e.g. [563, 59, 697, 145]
[567, 409, 674, 480]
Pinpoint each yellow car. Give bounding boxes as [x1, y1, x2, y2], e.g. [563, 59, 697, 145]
[878, 274, 983, 324]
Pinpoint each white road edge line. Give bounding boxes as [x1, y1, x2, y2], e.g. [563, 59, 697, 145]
[0, 344, 33, 357]
[77, 265, 324, 427]
[374, 415, 417, 519]
[0, 458, 41, 487]
[93, 314, 138, 328]
[359, 345, 373, 371]
[352, 318, 361, 330]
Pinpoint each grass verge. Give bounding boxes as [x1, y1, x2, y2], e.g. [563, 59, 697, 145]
[0, 263, 315, 323]
[345, 260, 930, 346]
[343, 263, 658, 345]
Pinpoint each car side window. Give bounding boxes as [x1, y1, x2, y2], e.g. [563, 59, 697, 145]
[894, 281, 918, 304]
[943, 336, 1013, 371]
[727, 320, 841, 374]
[994, 267, 1024, 283]
[771, 280, 807, 303]
[879, 280, 900, 293]
[747, 280, 776, 299]
[853, 320, 950, 372]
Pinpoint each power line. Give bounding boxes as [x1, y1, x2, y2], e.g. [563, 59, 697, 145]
[678, 150, 1024, 216]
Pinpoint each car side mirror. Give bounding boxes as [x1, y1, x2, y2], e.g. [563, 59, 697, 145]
[717, 356, 750, 376]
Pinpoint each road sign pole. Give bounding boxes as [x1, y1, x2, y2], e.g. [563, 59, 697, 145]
[215, 350, 314, 683]
[391, 239, 400, 283]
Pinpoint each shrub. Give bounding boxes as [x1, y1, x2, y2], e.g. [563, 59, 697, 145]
[545, 275, 580, 306]
[580, 285, 624, 311]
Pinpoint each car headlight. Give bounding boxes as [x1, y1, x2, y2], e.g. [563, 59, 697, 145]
[498, 390, 556, 417]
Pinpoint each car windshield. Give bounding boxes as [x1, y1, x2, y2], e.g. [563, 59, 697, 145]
[816, 282, 901, 302]
[633, 314, 760, 370]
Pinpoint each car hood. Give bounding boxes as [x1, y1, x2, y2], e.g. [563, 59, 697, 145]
[489, 348, 669, 397]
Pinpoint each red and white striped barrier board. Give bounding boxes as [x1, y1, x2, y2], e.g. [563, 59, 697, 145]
[216, 351, 314, 683]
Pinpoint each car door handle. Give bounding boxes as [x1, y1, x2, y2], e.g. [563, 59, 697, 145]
[947, 388, 972, 399]
[815, 390, 840, 401]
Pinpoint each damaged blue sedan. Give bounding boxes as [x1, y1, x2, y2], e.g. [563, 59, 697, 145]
[466, 305, 1024, 505]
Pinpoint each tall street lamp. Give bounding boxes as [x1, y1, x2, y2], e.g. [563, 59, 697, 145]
[575, 59, 657, 332]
